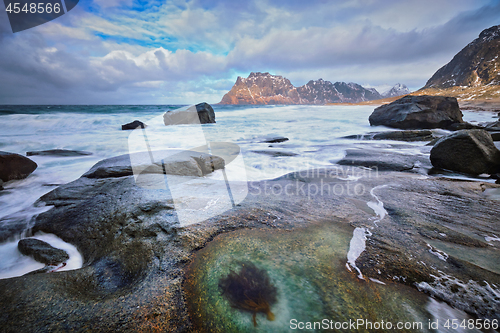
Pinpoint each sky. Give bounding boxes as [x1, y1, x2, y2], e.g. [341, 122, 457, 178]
[0, 0, 499, 105]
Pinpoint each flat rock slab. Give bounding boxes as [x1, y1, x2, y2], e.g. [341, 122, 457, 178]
[252, 150, 298, 157]
[336, 148, 431, 172]
[342, 130, 435, 142]
[82, 150, 225, 179]
[26, 149, 93, 157]
[0, 151, 37, 182]
[18, 238, 69, 265]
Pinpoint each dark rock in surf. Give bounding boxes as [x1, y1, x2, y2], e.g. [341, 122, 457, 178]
[369, 95, 464, 129]
[252, 150, 298, 157]
[122, 120, 146, 130]
[261, 137, 289, 144]
[163, 102, 215, 125]
[18, 238, 69, 265]
[430, 129, 500, 175]
[27, 149, 93, 157]
[0, 151, 37, 182]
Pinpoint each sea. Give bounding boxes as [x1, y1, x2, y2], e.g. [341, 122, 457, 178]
[0, 104, 497, 325]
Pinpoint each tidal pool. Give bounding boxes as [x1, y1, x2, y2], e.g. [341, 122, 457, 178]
[184, 221, 438, 332]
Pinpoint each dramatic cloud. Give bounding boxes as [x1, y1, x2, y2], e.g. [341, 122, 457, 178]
[0, 0, 499, 104]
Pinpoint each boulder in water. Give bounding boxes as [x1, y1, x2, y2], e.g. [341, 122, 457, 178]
[430, 129, 500, 175]
[163, 102, 215, 125]
[122, 120, 146, 130]
[18, 238, 69, 265]
[369, 95, 464, 129]
[0, 151, 37, 182]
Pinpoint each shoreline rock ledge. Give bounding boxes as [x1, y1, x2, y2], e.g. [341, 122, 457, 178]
[369, 95, 464, 129]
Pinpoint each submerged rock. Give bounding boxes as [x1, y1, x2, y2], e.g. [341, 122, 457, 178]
[18, 238, 69, 265]
[0, 151, 37, 182]
[430, 129, 500, 175]
[337, 148, 431, 172]
[369, 95, 464, 129]
[163, 102, 216, 125]
[121, 120, 146, 130]
[26, 149, 93, 157]
[218, 261, 277, 327]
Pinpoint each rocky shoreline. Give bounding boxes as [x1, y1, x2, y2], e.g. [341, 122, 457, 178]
[1, 98, 500, 331]
[1, 148, 499, 331]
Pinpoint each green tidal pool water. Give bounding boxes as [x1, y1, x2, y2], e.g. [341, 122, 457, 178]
[184, 221, 436, 332]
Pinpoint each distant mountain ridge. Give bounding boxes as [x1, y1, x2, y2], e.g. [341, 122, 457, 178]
[424, 25, 500, 89]
[219, 72, 408, 105]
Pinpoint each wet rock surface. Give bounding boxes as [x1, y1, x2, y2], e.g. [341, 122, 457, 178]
[337, 148, 431, 172]
[369, 95, 464, 129]
[26, 149, 93, 157]
[251, 150, 298, 157]
[430, 129, 500, 175]
[82, 150, 225, 179]
[260, 136, 289, 143]
[0, 151, 37, 182]
[18, 238, 69, 265]
[342, 130, 436, 142]
[0, 157, 499, 331]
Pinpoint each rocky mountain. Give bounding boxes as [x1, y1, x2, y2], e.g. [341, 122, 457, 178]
[219, 72, 382, 105]
[382, 83, 410, 98]
[424, 25, 500, 89]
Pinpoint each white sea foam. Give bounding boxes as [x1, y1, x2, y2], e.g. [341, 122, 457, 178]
[346, 227, 372, 279]
[0, 233, 82, 279]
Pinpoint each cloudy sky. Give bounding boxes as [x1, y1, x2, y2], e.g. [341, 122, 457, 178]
[0, 0, 499, 104]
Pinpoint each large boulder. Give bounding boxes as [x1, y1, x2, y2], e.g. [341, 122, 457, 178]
[163, 102, 215, 125]
[18, 238, 69, 265]
[430, 129, 500, 175]
[0, 151, 37, 182]
[369, 95, 464, 129]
